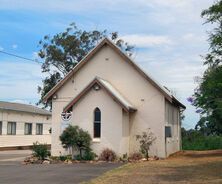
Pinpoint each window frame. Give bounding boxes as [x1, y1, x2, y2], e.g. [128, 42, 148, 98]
[7, 122, 16, 135]
[24, 123, 32, 135]
[36, 123, 43, 135]
[93, 108, 101, 138]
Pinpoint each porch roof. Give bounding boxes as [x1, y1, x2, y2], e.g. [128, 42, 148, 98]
[63, 77, 137, 113]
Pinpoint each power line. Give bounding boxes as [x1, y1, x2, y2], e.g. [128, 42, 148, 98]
[0, 50, 43, 64]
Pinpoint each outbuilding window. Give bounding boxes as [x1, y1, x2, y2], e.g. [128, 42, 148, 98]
[94, 108, 101, 138]
[25, 123, 32, 135]
[7, 122, 16, 135]
[36, 123, 43, 135]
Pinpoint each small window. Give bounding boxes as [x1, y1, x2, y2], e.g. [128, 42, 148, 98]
[7, 122, 16, 135]
[36, 123, 43, 135]
[25, 123, 32, 135]
[94, 108, 101, 138]
[165, 126, 172, 138]
[0, 121, 2, 135]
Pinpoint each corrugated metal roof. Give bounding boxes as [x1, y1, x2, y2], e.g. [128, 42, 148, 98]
[63, 77, 137, 113]
[97, 77, 136, 111]
[0, 101, 51, 116]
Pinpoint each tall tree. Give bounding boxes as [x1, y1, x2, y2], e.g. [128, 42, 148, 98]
[193, 1, 222, 135]
[37, 23, 134, 108]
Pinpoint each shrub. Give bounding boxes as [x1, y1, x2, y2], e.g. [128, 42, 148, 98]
[32, 142, 50, 160]
[83, 150, 97, 160]
[136, 128, 156, 160]
[182, 130, 222, 150]
[74, 149, 97, 161]
[119, 153, 128, 162]
[99, 148, 116, 162]
[60, 125, 92, 159]
[129, 152, 143, 161]
[59, 155, 72, 161]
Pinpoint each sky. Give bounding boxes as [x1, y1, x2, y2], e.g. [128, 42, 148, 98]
[0, 0, 214, 129]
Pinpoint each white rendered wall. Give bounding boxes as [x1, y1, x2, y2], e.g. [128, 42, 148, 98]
[0, 110, 51, 147]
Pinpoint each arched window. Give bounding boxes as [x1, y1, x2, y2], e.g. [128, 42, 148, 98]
[94, 108, 101, 138]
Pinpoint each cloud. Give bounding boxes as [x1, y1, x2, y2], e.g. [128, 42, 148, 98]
[0, 59, 43, 101]
[0, 0, 214, 129]
[121, 34, 172, 48]
[10, 99, 30, 104]
[12, 44, 18, 49]
[0, 46, 4, 51]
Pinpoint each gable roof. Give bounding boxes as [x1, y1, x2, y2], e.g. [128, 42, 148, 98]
[43, 37, 185, 109]
[63, 77, 137, 113]
[0, 101, 51, 116]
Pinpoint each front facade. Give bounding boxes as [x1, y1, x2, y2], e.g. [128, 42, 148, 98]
[44, 38, 185, 158]
[0, 101, 51, 148]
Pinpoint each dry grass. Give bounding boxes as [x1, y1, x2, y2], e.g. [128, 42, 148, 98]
[85, 150, 222, 184]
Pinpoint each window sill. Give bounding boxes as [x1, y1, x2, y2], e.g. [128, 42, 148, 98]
[92, 138, 101, 143]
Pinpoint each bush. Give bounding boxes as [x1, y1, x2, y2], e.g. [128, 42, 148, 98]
[129, 152, 143, 161]
[59, 155, 72, 161]
[183, 134, 222, 150]
[32, 142, 50, 160]
[83, 150, 97, 160]
[60, 125, 92, 159]
[99, 148, 116, 162]
[74, 149, 97, 161]
[119, 153, 128, 162]
[136, 128, 156, 160]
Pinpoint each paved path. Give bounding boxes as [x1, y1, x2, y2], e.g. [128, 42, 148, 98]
[0, 150, 122, 184]
[0, 162, 121, 184]
[0, 150, 32, 162]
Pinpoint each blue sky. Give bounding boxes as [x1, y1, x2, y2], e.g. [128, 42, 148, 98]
[0, 0, 213, 129]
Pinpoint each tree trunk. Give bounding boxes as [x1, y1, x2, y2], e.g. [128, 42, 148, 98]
[146, 150, 149, 161]
[71, 146, 75, 159]
[79, 149, 82, 159]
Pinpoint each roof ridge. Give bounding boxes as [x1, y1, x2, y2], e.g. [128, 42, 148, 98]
[0, 101, 51, 115]
[43, 37, 185, 109]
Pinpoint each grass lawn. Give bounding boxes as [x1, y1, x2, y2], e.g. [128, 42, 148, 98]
[85, 150, 222, 184]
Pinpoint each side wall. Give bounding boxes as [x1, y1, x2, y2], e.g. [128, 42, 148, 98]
[165, 100, 181, 156]
[0, 110, 51, 147]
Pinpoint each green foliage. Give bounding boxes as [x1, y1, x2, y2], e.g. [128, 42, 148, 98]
[194, 66, 222, 135]
[99, 148, 117, 162]
[37, 23, 134, 108]
[83, 150, 97, 161]
[182, 128, 222, 150]
[136, 128, 156, 160]
[75, 149, 97, 161]
[59, 155, 72, 161]
[192, 1, 222, 135]
[32, 142, 50, 160]
[201, 0, 222, 67]
[59, 125, 92, 159]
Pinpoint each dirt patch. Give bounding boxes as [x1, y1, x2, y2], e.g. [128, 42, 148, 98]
[86, 150, 222, 184]
[169, 149, 222, 158]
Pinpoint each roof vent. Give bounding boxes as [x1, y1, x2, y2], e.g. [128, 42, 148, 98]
[93, 84, 100, 91]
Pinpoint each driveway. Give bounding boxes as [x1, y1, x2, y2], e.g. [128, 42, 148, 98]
[0, 150, 32, 162]
[0, 150, 122, 184]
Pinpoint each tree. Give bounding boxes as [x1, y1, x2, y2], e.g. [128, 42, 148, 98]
[193, 1, 222, 135]
[136, 129, 156, 160]
[37, 23, 134, 108]
[59, 125, 92, 159]
[201, 0, 222, 67]
[194, 66, 222, 135]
